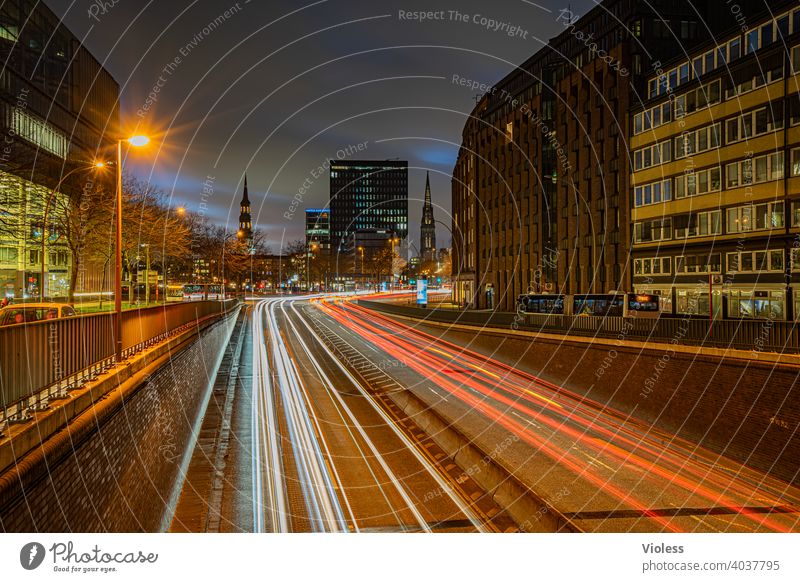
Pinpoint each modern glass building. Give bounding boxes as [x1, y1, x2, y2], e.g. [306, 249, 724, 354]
[0, 0, 119, 299]
[329, 160, 408, 253]
[305, 208, 330, 253]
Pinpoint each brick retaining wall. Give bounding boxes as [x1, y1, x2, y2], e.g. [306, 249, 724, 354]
[0, 312, 237, 532]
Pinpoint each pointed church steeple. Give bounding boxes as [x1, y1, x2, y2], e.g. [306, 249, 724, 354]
[424, 172, 432, 207]
[239, 174, 252, 239]
[420, 171, 436, 262]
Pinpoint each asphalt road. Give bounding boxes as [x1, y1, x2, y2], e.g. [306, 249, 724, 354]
[172, 297, 515, 532]
[172, 295, 800, 533]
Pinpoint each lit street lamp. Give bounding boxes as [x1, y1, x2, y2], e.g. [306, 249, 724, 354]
[115, 135, 150, 363]
[306, 241, 318, 292]
[389, 235, 400, 291]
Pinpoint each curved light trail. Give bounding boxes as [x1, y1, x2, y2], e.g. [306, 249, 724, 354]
[315, 297, 800, 533]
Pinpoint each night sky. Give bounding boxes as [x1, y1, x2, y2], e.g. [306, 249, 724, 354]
[45, 0, 595, 253]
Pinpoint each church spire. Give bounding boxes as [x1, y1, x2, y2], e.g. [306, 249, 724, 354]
[420, 171, 436, 262]
[242, 173, 250, 205]
[424, 172, 431, 207]
[239, 174, 252, 239]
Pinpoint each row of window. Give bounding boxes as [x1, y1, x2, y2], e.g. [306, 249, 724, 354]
[6, 107, 68, 159]
[634, 147, 800, 208]
[636, 80, 721, 135]
[675, 123, 720, 159]
[635, 249, 791, 277]
[726, 152, 784, 188]
[633, 105, 783, 170]
[647, 7, 800, 98]
[634, 201, 787, 243]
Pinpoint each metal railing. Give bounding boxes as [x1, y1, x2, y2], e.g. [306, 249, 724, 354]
[0, 300, 238, 428]
[356, 300, 800, 354]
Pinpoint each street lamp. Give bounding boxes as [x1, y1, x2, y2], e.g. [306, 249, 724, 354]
[389, 236, 400, 291]
[40, 161, 106, 301]
[115, 135, 150, 363]
[358, 246, 365, 289]
[306, 241, 318, 292]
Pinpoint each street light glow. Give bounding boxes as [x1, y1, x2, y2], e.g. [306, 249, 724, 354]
[127, 135, 150, 147]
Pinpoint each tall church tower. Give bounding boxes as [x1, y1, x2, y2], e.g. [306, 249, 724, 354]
[238, 174, 252, 240]
[420, 171, 436, 262]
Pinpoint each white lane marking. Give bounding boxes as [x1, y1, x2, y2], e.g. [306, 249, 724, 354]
[292, 302, 489, 533]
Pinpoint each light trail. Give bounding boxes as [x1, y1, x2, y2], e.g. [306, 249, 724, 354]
[253, 297, 350, 532]
[317, 298, 800, 533]
[251, 299, 289, 532]
[285, 301, 490, 533]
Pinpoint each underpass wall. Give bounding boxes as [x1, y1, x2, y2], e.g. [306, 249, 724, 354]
[0, 311, 238, 532]
[406, 320, 800, 486]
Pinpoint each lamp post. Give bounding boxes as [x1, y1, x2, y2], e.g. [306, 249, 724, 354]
[389, 236, 400, 291]
[357, 245, 364, 290]
[40, 161, 105, 301]
[115, 135, 150, 363]
[306, 241, 318, 292]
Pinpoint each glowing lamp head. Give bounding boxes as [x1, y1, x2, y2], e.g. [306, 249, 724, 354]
[127, 135, 150, 147]
[95, 161, 106, 168]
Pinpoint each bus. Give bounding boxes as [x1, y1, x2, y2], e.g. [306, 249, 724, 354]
[518, 292, 661, 317]
[182, 283, 224, 301]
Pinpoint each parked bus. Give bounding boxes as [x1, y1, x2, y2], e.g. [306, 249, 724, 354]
[518, 292, 661, 318]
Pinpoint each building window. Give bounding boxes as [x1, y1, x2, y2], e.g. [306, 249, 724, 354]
[674, 80, 721, 118]
[633, 102, 672, 135]
[725, 106, 783, 144]
[634, 178, 672, 207]
[675, 167, 721, 198]
[729, 290, 784, 319]
[792, 247, 800, 271]
[675, 123, 720, 158]
[676, 253, 721, 273]
[0, 247, 18, 263]
[726, 152, 783, 188]
[633, 256, 671, 275]
[791, 149, 800, 176]
[726, 202, 784, 233]
[633, 140, 671, 171]
[633, 218, 672, 243]
[673, 210, 721, 238]
[6, 107, 68, 159]
[727, 250, 783, 273]
[791, 200, 800, 226]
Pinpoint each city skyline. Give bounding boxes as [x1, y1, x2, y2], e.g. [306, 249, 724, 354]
[43, 0, 598, 245]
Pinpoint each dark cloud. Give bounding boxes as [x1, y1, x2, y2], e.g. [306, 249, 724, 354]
[45, 0, 595, 250]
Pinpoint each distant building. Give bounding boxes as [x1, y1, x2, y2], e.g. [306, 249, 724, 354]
[0, 1, 119, 298]
[420, 171, 436, 262]
[305, 208, 330, 252]
[329, 160, 408, 253]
